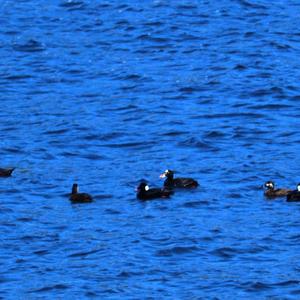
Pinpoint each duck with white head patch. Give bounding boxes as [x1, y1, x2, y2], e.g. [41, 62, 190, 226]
[159, 169, 199, 189]
[263, 181, 292, 198]
[136, 181, 173, 200]
[286, 183, 300, 202]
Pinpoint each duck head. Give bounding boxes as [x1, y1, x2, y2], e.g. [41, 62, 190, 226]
[72, 183, 79, 194]
[264, 181, 274, 190]
[160, 169, 174, 179]
[137, 182, 150, 193]
[297, 183, 300, 192]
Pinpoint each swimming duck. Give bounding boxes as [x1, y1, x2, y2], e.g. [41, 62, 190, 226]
[136, 182, 172, 200]
[159, 169, 198, 189]
[264, 181, 292, 198]
[0, 168, 15, 177]
[287, 183, 300, 202]
[69, 183, 92, 203]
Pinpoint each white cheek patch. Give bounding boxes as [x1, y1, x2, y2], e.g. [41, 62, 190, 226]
[145, 185, 150, 191]
[297, 185, 300, 192]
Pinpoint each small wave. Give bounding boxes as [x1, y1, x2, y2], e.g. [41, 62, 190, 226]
[13, 39, 44, 52]
[105, 208, 121, 214]
[93, 194, 113, 200]
[121, 74, 143, 81]
[44, 129, 68, 135]
[210, 247, 237, 259]
[238, 0, 267, 9]
[179, 137, 219, 151]
[60, 1, 86, 10]
[183, 200, 209, 208]
[60, 151, 77, 157]
[246, 281, 272, 291]
[33, 250, 49, 256]
[176, 3, 198, 9]
[162, 130, 189, 137]
[244, 31, 256, 37]
[68, 249, 101, 258]
[3, 147, 24, 154]
[234, 64, 247, 70]
[136, 34, 170, 43]
[178, 86, 198, 93]
[206, 112, 264, 119]
[272, 280, 300, 287]
[82, 153, 104, 160]
[143, 21, 163, 27]
[16, 217, 34, 222]
[226, 193, 242, 199]
[249, 87, 284, 97]
[248, 103, 291, 110]
[117, 270, 142, 278]
[291, 95, 300, 100]
[203, 131, 226, 138]
[100, 132, 123, 141]
[30, 284, 69, 293]
[4, 74, 32, 81]
[101, 141, 155, 149]
[156, 246, 199, 257]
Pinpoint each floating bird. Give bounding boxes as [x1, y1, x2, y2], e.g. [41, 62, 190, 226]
[159, 169, 198, 189]
[287, 183, 300, 202]
[136, 181, 172, 200]
[69, 183, 92, 203]
[263, 181, 292, 198]
[0, 168, 15, 177]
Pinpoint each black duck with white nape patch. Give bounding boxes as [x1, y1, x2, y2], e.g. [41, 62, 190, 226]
[159, 169, 198, 189]
[263, 181, 292, 198]
[136, 182, 172, 200]
[69, 183, 93, 203]
[286, 184, 300, 202]
[0, 168, 15, 177]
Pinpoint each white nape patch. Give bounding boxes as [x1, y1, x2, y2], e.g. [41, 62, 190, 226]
[145, 185, 150, 191]
[297, 185, 300, 192]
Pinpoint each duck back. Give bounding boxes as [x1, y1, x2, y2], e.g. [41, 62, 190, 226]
[70, 193, 93, 203]
[287, 191, 300, 202]
[0, 168, 15, 177]
[265, 188, 291, 198]
[137, 188, 172, 200]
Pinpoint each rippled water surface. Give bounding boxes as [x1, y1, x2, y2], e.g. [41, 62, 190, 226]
[1, 0, 300, 298]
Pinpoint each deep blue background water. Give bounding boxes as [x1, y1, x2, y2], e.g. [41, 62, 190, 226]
[1, 0, 300, 298]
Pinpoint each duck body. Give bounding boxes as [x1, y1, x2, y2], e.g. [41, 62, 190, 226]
[264, 188, 291, 198]
[287, 191, 300, 202]
[160, 170, 198, 189]
[264, 181, 291, 198]
[69, 183, 92, 203]
[0, 168, 15, 177]
[287, 184, 300, 202]
[136, 182, 172, 200]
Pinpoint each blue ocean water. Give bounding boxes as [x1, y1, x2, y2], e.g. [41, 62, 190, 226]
[1, 0, 300, 298]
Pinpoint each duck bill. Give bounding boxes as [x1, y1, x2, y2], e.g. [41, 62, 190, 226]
[159, 173, 166, 179]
